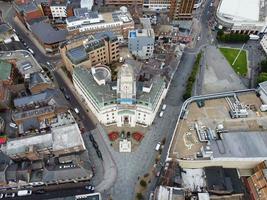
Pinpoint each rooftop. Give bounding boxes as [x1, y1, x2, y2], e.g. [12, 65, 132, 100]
[14, 1, 39, 13]
[30, 22, 67, 44]
[0, 60, 12, 81]
[0, 24, 12, 35]
[29, 72, 52, 89]
[218, 0, 260, 21]
[3, 111, 85, 156]
[169, 91, 267, 160]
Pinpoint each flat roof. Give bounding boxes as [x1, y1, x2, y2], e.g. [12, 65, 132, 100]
[30, 22, 67, 44]
[210, 131, 267, 158]
[0, 60, 12, 81]
[218, 0, 260, 21]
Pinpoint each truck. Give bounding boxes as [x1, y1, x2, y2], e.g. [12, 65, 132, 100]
[249, 34, 260, 40]
[260, 104, 267, 111]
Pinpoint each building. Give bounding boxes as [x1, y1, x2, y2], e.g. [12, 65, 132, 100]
[3, 110, 85, 161]
[28, 72, 54, 94]
[0, 24, 14, 44]
[247, 161, 267, 200]
[167, 91, 267, 169]
[153, 186, 185, 200]
[216, 0, 267, 34]
[34, 0, 52, 18]
[60, 32, 119, 73]
[13, 1, 44, 25]
[258, 81, 267, 104]
[143, 0, 171, 10]
[73, 64, 167, 127]
[128, 25, 155, 60]
[169, 0, 195, 21]
[260, 35, 267, 56]
[29, 21, 67, 53]
[66, 7, 134, 38]
[105, 0, 143, 6]
[50, 0, 68, 19]
[0, 60, 13, 108]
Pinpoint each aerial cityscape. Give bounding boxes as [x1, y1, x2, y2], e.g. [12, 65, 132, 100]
[0, 0, 267, 199]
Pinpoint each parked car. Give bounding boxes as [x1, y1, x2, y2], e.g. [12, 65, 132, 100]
[64, 94, 70, 100]
[92, 140, 98, 149]
[89, 134, 95, 142]
[0, 193, 3, 199]
[35, 189, 45, 194]
[4, 193, 15, 198]
[17, 190, 32, 196]
[85, 185, 95, 192]
[9, 122, 17, 129]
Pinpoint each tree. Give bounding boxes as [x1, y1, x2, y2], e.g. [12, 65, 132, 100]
[261, 59, 267, 72]
[140, 180, 147, 188]
[257, 72, 267, 83]
[136, 193, 143, 200]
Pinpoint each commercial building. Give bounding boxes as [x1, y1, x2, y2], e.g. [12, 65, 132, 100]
[216, 0, 267, 34]
[73, 64, 167, 127]
[66, 7, 134, 38]
[169, 0, 195, 20]
[128, 19, 155, 60]
[167, 91, 267, 169]
[29, 21, 68, 53]
[28, 72, 54, 94]
[60, 32, 119, 73]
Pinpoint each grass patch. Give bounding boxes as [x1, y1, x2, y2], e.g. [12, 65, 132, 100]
[219, 47, 247, 76]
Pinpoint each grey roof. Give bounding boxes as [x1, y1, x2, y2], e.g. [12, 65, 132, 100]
[21, 118, 40, 132]
[94, 31, 118, 42]
[210, 132, 267, 158]
[50, 0, 68, 6]
[30, 22, 67, 44]
[14, 1, 39, 13]
[0, 24, 12, 35]
[73, 67, 116, 106]
[42, 165, 92, 183]
[14, 89, 68, 108]
[29, 72, 51, 89]
[66, 46, 88, 65]
[6, 164, 17, 182]
[0, 163, 8, 184]
[74, 8, 98, 18]
[259, 81, 267, 95]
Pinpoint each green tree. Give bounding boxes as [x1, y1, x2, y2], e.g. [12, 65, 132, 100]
[140, 180, 147, 188]
[257, 72, 267, 83]
[136, 193, 143, 200]
[261, 59, 267, 72]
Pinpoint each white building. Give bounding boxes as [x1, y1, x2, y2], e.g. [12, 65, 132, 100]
[260, 35, 267, 55]
[66, 7, 134, 38]
[73, 64, 167, 127]
[128, 19, 155, 60]
[50, 0, 68, 19]
[258, 81, 267, 104]
[216, 0, 267, 34]
[80, 0, 93, 10]
[143, 0, 170, 10]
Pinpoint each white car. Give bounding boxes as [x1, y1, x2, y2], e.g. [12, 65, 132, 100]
[9, 122, 17, 129]
[197, 36, 200, 41]
[159, 111, 164, 118]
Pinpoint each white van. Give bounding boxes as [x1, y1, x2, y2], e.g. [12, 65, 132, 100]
[155, 142, 161, 151]
[9, 122, 17, 129]
[17, 190, 32, 196]
[162, 104, 166, 111]
[159, 111, 164, 118]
